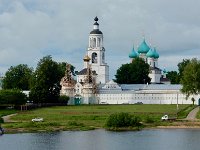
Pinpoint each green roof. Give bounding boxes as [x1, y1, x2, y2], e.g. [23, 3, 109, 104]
[138, 39, 150, 53]
[153, 48, 159, 58]
[129, 46, 138, 58]
[146, 48, 155, 58]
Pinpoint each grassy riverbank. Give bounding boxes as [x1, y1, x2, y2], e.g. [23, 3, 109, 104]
[0, 104, 197, 133]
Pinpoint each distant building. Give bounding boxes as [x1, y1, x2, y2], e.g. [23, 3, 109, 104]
[60, 17, 196, 105]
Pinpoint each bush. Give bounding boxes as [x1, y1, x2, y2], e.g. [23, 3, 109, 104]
[0, 117, 4, 123]
[0, 89, 27, 105]
[106, 112, 142, 128]
[58, 95, 69, 104]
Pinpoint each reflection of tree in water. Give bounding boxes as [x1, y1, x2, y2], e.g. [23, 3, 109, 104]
[92, 53, 97, 63]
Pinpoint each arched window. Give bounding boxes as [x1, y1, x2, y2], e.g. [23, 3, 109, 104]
[97, 38, 100, 47]
[102, 52, 105, 63]
[92, 52, 97, 63]
[90, 38, 92, 47]
[93, 38, 96, 47]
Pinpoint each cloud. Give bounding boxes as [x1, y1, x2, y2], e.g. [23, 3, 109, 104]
[0, 0, 200, 79]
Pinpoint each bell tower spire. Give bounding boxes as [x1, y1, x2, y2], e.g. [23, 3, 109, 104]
[87, 17, 109, 84]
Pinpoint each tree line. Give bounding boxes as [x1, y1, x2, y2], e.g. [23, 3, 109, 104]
[1, 55, 72, 106]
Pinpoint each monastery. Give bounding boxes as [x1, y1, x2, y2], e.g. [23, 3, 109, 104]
[60, 17, 198, 105]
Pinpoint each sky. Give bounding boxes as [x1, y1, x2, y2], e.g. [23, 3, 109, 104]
[0, 0, 200, 79]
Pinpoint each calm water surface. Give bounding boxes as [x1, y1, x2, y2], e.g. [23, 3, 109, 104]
[0, 129, 200, 150]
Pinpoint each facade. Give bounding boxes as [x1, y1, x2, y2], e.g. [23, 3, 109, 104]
[97, 83, 196, 105]
[60, 17, 196, 105]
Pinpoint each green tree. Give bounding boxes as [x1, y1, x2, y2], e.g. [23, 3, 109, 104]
[29, 56, 63, 103]
[181, 58, 200, 99]
[115, 58, 151, 84]
[0, 89, 27, 105]
[2, 64, 33, 90]
[178, 59, 191, 82]
[166, 71, 179, 84]
[57, 62, 76, 77]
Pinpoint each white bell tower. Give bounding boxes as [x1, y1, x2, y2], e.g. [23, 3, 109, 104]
[87, 17, 109, 84]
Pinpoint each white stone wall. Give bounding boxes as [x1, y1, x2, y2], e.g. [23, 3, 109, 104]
[97, 91, 196, 105]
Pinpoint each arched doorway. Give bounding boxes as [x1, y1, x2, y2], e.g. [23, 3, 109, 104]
[74, 95, 82, 105]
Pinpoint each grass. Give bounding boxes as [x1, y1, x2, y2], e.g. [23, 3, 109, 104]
[0, 108, 17, 123]
[0, 109, 17, 117]
[195, 107, 200, 119]
[177, 105, 197, 119]
[0, 104, 194, 132]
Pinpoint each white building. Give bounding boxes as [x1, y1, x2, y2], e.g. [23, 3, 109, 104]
[97, 83, 196, 105]
[60, 17, 198, 105]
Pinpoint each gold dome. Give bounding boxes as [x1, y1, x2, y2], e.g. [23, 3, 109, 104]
[83, 55, 91, 62]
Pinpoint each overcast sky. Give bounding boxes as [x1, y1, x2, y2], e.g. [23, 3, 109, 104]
[0, 0, 200, 79]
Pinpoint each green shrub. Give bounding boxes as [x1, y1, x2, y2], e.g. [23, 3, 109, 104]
[0, 89, 27, 105]
[58, 95, 69, 104]
[0, 117, 4, 123]
[106, 112, 142, 128]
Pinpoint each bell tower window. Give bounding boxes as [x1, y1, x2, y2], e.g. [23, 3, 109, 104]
[102, 52, 105, 63]
[92, 52, 97, 63]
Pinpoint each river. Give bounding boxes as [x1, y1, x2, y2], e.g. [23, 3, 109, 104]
[0, 129, 200, 150]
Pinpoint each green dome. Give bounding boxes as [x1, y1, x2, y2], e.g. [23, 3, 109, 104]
[146, 48, 155, 58]
[138, 39, 150, 53]
[129, 46, 138, 58]
[153, 48, 159, 58]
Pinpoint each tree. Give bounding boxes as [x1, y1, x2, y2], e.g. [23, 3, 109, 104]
[178, 59, 191, 82]
[0, 89, 27, 105]
[115, 58, 151, 84]
[166, 71, 179, 84]
[29, 56, 63, 103]
[2, 64, 33, 90]
[181, 58, 200, 99]
[191, 97, 195, 105]
[57, 62, 76, 77]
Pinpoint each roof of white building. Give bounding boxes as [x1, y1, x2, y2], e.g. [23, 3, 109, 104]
[120, 84, 182, 91]
[98, 83, 183, 94]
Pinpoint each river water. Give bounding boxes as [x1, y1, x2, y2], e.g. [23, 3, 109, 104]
[0, 129, 200, 150]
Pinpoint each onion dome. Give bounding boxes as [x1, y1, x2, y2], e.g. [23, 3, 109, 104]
[153, 47, 159, 59]
[146, 48, 155, 58]
[163, 68, 167, 74]
[129, 46, 138, 58]
[83, 55, 91, 62]
[90, 16, 102, 34]
[138, 39, 150, 53]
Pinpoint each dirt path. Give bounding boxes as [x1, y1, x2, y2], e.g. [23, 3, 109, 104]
[186, 106, 199, 120]
[2, 114, 17, 123]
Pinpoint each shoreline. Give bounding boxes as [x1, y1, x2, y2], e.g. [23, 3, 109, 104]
[3, 122, 200, 134]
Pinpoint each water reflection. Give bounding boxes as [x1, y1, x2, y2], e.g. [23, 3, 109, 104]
[1, 129, 200, 150]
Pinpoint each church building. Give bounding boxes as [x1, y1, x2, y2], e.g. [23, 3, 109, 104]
[60, 17, 197, 105]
